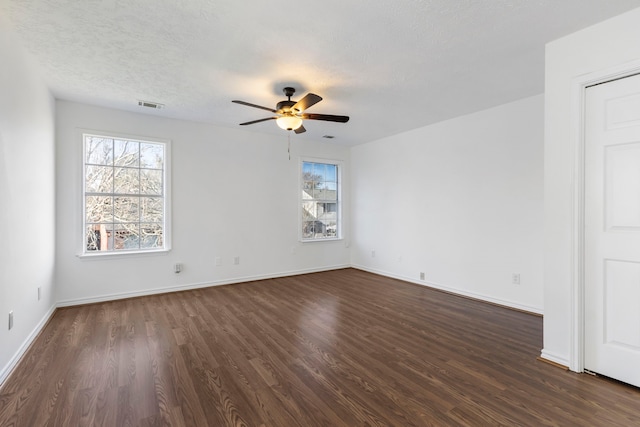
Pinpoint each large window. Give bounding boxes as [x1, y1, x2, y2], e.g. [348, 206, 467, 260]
[301, 160, 340, 241]
[83, 133, 169, 254]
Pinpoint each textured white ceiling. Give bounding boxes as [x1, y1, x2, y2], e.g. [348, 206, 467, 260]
[3, 0, 640, 145]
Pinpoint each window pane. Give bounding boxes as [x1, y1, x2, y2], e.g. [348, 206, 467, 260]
[140, 197, 163, 222]
[313, 187, 337, 200]
[140, 223, 163, 249]
[87, 224, 115, 250]
[324, 182, 337, 192]
[324, 220, 337, 237]
[303, 220, 326, 238]
[140, 143, 164, 169]
[302, 221, 316, 238]
[302, 162, 313, 175]
[113, 167, 140, 194]
[86, 137, 113, 165]
[85, 165, 113, 193]
[302, 202, 316, 220]
[86, 226, 98, 251]
[114, 197, 139, 223]
[114, 223, 139, 250]
[317, 203, 337, 220]
[325, 164, 337, 182]
[114, 139, 139, 167]
[141, 169, 163, 195]
[86, 196, 113, 223]
[313, 163, 326, 180]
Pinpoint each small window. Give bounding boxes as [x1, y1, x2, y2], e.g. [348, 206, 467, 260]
[82, 133, 169, 254]
[301, 160, 341, 241]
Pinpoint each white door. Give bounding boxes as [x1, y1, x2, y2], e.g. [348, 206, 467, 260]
[585, 73, 640, 388]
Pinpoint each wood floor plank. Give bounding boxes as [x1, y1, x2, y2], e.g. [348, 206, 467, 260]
[2, 268, 640, 426]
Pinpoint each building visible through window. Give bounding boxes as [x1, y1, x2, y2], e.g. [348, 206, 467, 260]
[301, 160, 340, 240]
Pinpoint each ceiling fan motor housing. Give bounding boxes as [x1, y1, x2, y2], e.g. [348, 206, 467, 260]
[278, 87, 298, 113]
[276, 100, 296, 114]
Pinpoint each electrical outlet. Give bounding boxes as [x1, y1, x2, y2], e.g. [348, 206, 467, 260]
[234, 256, 240, 265]
[371, 250, 376, 258]
[174, 263, 183, 274]
[512, 273, 521, 285]
[215, 257, 221, 266]
[8, 311, 13, 330]
[420, 272, 425, 280]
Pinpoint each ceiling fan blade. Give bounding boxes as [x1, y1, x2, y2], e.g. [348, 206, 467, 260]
[294, 124, 306, 134]
[239, 117, 277, 125]
[301, 113, 350, 123]
[232, 100, 277, 113]
[292, 93, 322, 113]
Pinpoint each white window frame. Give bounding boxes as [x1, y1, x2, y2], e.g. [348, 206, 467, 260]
[80, 131, 171, 257]
[299, 157, 343, 242]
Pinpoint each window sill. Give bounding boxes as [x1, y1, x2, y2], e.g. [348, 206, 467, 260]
[300, 237, 343, 244]
[77, 248, 171, 260]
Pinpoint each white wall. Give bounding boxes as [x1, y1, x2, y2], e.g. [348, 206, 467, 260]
[351, 95, 544, 313]
[543, 6, 640, 369]
[0, 19, 56, 383]
[55, 101, 350, 304]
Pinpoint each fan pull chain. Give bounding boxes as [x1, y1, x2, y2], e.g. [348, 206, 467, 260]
[288, 133, 291, 160]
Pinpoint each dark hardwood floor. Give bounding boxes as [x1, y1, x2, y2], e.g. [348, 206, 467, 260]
[1, 268, 639, 426]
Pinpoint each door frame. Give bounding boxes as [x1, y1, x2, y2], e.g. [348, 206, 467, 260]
[569, 59, 640, 373]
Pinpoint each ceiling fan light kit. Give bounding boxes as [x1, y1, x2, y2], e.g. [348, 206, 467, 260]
[276, 115, 303, 131]
[232, 87, 349, 135]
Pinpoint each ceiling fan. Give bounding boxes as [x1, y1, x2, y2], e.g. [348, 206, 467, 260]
[232, 87, 349, 134]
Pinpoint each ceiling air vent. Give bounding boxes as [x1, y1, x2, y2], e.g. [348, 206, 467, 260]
[323, 135, 335, 139]
[138, 100, 164, 109]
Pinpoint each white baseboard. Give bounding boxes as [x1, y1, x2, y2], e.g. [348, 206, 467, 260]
[56, 264, 351, 307]
[0, 304, 57, 387]
[351, 264, 544, 315]
[539, 349, 571, 370]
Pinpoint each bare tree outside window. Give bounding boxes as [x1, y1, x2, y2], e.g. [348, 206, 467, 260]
[84, 135, 166, 253]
